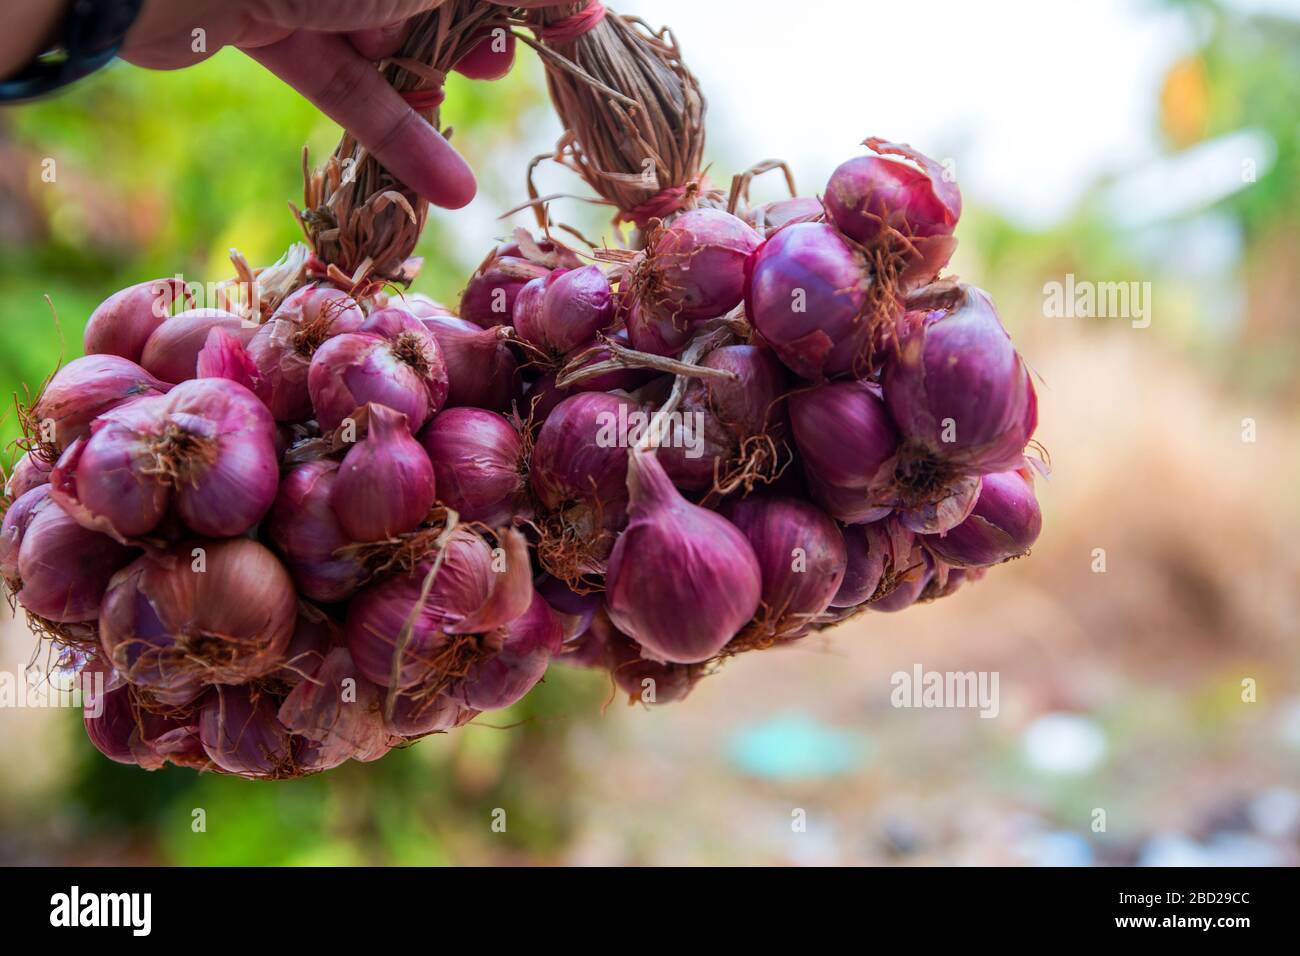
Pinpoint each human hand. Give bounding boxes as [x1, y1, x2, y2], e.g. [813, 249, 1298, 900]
[120, 0, 504, 209]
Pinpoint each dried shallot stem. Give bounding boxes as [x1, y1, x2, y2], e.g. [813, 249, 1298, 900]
[384, 509, 460, 720]
[557, 332, 739, 389]
[634, 321, 736, 453]
[519, 4, 711, 224]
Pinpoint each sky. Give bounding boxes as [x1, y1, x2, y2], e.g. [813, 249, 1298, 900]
[619, 0, 1191, 228]
[457, 0, 1297, 267]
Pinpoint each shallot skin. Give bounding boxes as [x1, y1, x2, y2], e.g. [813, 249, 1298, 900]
[460, 252, 549, 328]
[247, 285, 364, 421]
[50, 377, 279, 541]
[537, 574, 602, 645]
[604, 624, 700, 705]
[868, 567, 931, 612]
[420, 314, 518, 412]
[1, 484, 52, 582]
[199, 684, 296, 778]
[745, 196, 824, 238]
[538, 329, 655, 403]
[81, 655, 210, 773]
[419, 407, 527, 526]
[83, 277, 190, 364]
[789, 380, 898, 524]
[636, 208, 762, 323]
[621, 295, 693, 357]
[197, 327, 261, 391]
[747, 221, 877, 380]
[853, 286, 1039, 536]
[345, 529, 533, 690]
[166, 378, 281, 537]
[922, 469, 1042, 568]
[513, 265, 615, 357]
[824, 139, 962, 290]
[308, 311, 449, 433]
[656, 344, 790, 492]
[5, 451, 52, 500]
[83, 678, 141, 766]
[459, 236, 581, 329]
[883, 286, 1037, 475]
[99, 537, 297, 693]
[31, 354, 171, 453]
[330, 404, 436, 543]
[279, 647, 392, 768]
[403, 292, 454, 318]
[830, 519, 921, 609]
[450, 593, 564, 711]
[16, 502, 136, 622]
[385, 690, 478, 739]
[530, 392, 641, 512]
[605, 450, 762, 664]
[825, 141, 961, 247]
[266, 460, 367, 603]
[133, 707, 209, 772]
[141, 309, 253, 384]
[50, 430, 168, 540]
[722, 496, 847, 635]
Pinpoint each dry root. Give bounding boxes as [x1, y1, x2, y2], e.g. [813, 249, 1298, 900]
[22, 612, 99, 650]
[340, 507, 471, 579]
[726, 158, 799, 217]
[138, 425, 218, 489]
[529, 505, 613, 594]
[13, 384, 59, 467]
[711, 596, 816, 664]
[389, 632, 489, 707]
[705, 432, 791, 502]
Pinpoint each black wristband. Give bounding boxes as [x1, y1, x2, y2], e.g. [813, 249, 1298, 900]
[0, 0, 145, 103]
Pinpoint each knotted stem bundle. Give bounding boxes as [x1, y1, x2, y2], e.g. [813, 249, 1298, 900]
[522, 1, 709, 228]
[295, 0, 508, 288]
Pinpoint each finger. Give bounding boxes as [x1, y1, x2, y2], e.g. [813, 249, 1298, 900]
[261, 0, 448, 33]
[347, 21, 411, 60]
[232, 23, 295, 52]
[245, 32, 476, 210]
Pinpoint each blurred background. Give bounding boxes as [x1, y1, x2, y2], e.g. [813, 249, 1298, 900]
[1, 0, 1299, 865]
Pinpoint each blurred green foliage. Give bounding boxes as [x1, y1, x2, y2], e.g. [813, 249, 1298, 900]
[1184, 2, 1300, 236]
[0, 46, 546, 458]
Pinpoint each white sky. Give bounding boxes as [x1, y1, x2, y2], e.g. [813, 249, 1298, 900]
[618, 0, 1192, 229]
[455, 0, 1297, 264]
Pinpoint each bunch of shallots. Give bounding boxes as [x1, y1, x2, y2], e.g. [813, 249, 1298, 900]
[2, 1, 1043, 779]
[4, 275, 562, 777]
[509, 137, 1042, 694]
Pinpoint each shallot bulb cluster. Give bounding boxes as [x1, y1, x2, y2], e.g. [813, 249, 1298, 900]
[4, 282, 556, 779]
[511, 137, 1039, 692]
[4, 130, 1043, 778]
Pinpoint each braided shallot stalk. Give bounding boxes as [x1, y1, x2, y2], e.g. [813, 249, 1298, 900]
[520, 2, 711, 230]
